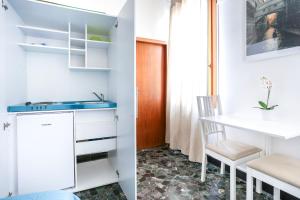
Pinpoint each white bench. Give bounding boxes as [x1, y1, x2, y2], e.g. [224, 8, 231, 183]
[246, 154, 300, 200]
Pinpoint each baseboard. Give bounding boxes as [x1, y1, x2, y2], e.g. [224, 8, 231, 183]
[207, 156, 300, 200]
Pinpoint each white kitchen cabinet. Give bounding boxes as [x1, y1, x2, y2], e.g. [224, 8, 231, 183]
[16, 112, 75, 195]
[72, 109, 118, 191]
[1, 0, 136, 198]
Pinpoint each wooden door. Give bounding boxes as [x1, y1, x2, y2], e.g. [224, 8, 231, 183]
[136, 38, 167, 150]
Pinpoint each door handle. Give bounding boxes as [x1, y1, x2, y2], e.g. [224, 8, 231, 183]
[3, 122, 10, 131]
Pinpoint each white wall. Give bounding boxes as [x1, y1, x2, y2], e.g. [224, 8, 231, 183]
[26, 53, 108, 102]
[136, 0, 170, 42]
[218, 0, 300, 159]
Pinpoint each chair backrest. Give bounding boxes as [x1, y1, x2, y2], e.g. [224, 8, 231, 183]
[197, 96, 226, 145]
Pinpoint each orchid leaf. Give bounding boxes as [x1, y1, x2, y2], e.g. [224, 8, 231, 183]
[267, 105, 279, 110]
[258, 101, 268, 109]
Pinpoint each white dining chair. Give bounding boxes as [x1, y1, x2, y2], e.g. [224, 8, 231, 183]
[247, 154, 300, 200]
[197, 96, 262, 200]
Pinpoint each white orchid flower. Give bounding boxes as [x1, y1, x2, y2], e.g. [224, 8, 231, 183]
[255, 76, 278, 110]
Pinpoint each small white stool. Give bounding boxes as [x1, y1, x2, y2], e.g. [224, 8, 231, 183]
[247, 154, 300, 200]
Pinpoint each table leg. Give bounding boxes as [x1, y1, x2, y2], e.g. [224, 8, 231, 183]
[255, 150, 263, 194]
[264, 135, 272, 156]
[256, 136, 272, 194]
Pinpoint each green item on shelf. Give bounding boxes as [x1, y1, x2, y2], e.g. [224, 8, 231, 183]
[89, 35, 111, 42]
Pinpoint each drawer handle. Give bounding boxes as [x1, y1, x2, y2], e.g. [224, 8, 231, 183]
[41, 123, 52, 126]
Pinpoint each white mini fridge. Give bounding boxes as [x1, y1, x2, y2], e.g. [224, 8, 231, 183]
[16, 112, 75, 194]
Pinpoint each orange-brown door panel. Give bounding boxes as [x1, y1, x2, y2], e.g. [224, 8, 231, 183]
[136, 39, 167, 150]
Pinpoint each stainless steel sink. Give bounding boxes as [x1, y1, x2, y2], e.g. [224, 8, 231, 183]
[30, 101, 106, 106]
[61, 101, 106, 105]
[31, 102, 63, 105]
[79, 101, 106, 104]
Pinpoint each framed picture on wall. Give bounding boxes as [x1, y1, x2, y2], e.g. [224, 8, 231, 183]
[246, 0, 300, 60]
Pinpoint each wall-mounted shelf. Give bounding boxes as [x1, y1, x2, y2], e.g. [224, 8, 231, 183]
[70, 38, 85, 48]
[70, 38, 85, 42]
[70, 48, 85, 55]
[69, 66, 111, 71]
[70, 39, 111, 50]
[17, 25, 68, 40]
[18, 43, 68, 54]
[87, 40, 111, 48]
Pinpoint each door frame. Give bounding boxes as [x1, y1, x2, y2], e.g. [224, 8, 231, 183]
[136, 37, 167, 46]
[136, 37, 168, 150]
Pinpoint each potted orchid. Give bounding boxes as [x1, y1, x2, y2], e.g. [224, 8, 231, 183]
[255, 77, 278, 120]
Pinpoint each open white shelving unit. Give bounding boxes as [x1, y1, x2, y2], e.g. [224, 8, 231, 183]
[68, 24, 112, 70]
[15, 0, 115, 72]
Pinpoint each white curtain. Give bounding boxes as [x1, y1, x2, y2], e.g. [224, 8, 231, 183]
[166, 0, 208, 162]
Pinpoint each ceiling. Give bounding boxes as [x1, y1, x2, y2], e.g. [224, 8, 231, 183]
[42, 0, 127, 16]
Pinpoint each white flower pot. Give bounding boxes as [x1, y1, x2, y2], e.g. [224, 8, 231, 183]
[260, 110, 274, 121]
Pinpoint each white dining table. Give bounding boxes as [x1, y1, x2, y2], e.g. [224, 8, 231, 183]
[200, 115, 300, 156]
[200, 115, 300, 194]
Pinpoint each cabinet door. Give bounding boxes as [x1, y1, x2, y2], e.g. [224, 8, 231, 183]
[17, 112, 75, 194]
[0, 1, 6, 112]
[108, 0, 136, 199]
[0, 115, 10, 198]
[0, 6, 10, 199]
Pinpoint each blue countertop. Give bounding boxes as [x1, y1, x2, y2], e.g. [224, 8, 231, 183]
[7, 100, 117, 112]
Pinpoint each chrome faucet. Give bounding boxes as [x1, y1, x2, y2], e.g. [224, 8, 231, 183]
[92, 92, 104, 102]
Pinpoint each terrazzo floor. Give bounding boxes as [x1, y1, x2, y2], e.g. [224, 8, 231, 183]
[137, 146, 272, 200]
[76, 145, 272, 200]
[75, 183, 127, 200]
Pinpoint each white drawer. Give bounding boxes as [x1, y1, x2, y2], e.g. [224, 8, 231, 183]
[75, 110, 116, 141]
[76, 138, 116, 156]
[76, 121, 116, 141]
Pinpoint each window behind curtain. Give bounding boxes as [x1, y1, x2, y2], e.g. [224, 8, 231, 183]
[208, 0, 217, 95]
